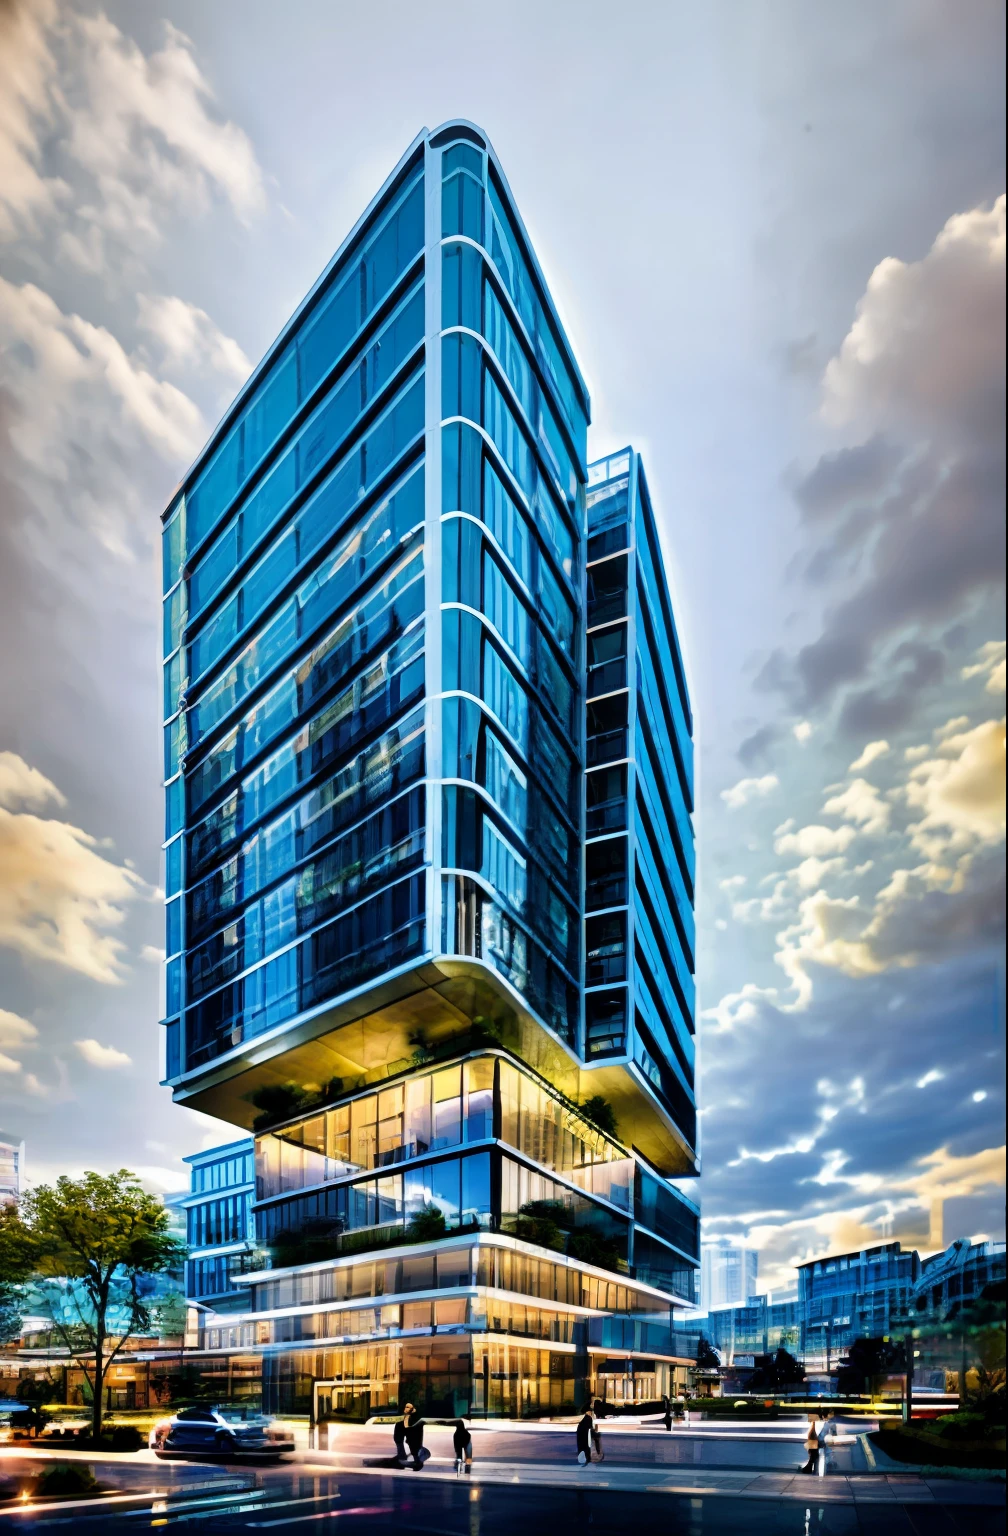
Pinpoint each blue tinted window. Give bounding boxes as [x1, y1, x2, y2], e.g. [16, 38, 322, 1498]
[185, 172, 423, 557]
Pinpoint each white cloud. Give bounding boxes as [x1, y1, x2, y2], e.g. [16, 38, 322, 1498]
[721, 774, 779, 810]
[793, 721, 813, 743]
[905, 716, 1006, 858]
[848, 740, 890, 773]
[0, 1053, 21, 1075]
[961, 641, 1006, 695]
[700, 982, 780, 1034]
[137, 294, 250, 383]
[972, 1091, 987, 1104]
[821, 195, 1006, 445]
[0, 762, 150, 983]
[916, 1068, 945, 1089]
[0, 0, 67, 239]
[140, 944, 166, 965]
[719, 875, 747, 891]
[774, 823, 856, 858]
[0, 1008, 38, 1049]
[0, 752, 66, 813]
[75, 1038, 132, 1068]
[822, 777, 891, 836]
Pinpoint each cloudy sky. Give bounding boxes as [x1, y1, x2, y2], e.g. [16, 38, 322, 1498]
[0, 0, 1003, 1288]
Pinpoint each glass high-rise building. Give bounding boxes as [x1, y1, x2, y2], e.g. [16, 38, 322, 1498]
[161, 121, 699, 1418]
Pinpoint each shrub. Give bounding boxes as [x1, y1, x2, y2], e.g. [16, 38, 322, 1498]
[36, 1462, 98, 1497]
[110, 1424, 144, 1451]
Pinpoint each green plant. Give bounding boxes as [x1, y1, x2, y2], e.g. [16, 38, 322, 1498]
[250, 1082, 312, 1131]
[407, 1205, 447, 1241]
[567, 1228, 621, 1271]
[109, 1424, 144, 1451]
[516, 1201, 566, 1252]
[579, 1096, 618, 1138]
[36, 1462, 98, 1497]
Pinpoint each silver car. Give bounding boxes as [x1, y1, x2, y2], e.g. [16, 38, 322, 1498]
[152, 1405, 295, 1460]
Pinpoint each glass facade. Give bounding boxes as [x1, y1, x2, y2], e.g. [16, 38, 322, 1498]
[585, 450, 696, 1152]
[182, 1138, 260, 1309]
[798, 1242, 921, 1372]
[162, 122, 699, 1415]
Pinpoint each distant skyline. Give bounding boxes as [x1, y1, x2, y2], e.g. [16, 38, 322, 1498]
[0, 0, 1003, 1291]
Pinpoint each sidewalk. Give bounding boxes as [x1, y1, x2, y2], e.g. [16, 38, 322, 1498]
[291, 1449, 1007, 1507]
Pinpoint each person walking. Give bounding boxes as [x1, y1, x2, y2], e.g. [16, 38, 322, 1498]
[818, 1411, 837, 1477]
[392, 1413, 408, 1467]
[575, 1408, 594, 1464]
[453, 1418, 473, 1476]
[800, 1412, 820, 1474]
[403, 1404, 429, 1469]
[663, 1394, 672, 1432]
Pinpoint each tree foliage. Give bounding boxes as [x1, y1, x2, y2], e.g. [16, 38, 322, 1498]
[750, 1347, 806, 1391]
[580, 1096, 618, 1138]
[836, 1335, 906, 1396]
[695, 1335, 721, 1371]
[0, 1171, 186, 1442]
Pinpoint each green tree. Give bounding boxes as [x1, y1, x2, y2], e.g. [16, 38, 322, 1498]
[836, 1335, 906, 1396]
[750, 1347, 806, 1392]
[0, 1283, 22, 1345]
[0, 1171, 186, 1443]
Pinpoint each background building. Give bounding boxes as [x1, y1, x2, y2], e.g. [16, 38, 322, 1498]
[159, 119, 699, 1418]
[701, 1240, 758, 1312]
[0, 1131, 24, 1208]
[798, 1241, 920, 1373]
[703, 1295, 801, 1363]
[181, 1139, 259, 1313]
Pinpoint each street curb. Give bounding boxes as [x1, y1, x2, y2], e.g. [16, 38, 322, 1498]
[859, 1433, 877, 1471]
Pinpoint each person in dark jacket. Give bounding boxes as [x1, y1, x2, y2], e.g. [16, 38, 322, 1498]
[576, 1409, 594, 1464]
[453, 1418, 473, 1475]
[663, 1395, 672, 1432]
[404, 1404, 428, 1468]
[392, 1414, 408, 1466]
[591, 1400, 604, 1462]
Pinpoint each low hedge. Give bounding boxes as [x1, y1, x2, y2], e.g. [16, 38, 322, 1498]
[871, 1426, 1006, 1471]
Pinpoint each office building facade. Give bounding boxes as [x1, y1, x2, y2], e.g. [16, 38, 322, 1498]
[181, 1139, 259, 1312]
[799, 1242, 920, 1372]
[161, 121, 698, 1417]
[0, 1131, 23, 1208]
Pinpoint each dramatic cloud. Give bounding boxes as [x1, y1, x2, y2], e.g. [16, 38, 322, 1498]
[0, 0, 64, 238]
[75, 1037, 132, 1069]
[0, 755, 150, 983]
[905, 715, 1006, 858]
[0, 3, 265, 264]
[769, 194, 1005, 723]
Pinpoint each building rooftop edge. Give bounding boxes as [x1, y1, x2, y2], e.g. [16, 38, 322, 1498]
[162, 118, 590, 525]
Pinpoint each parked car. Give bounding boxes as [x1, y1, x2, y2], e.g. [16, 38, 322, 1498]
[151, 1406, 295, 1460]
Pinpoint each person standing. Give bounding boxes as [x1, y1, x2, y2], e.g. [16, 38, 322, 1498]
[591, 1399, 605, 1462]
[453, 1418, 473, 1475]
[392, 1412, 408, 1466]
[800, 1412, 820, 1474]
[576, 1408, 594, 1464]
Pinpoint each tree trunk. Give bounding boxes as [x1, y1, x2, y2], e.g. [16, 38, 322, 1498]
[91, 1321, 105, 1442]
